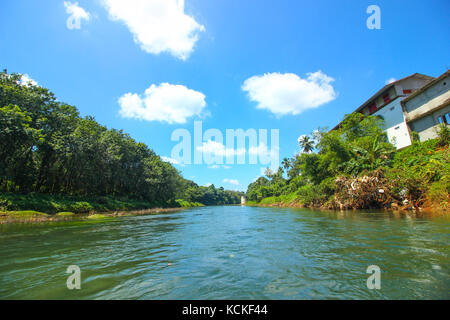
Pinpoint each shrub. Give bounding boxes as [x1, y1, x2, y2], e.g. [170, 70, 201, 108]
[436, 124, 450, 148]
[260, 196, 279, 205]
[70, 202, 94, 213]
[393, 139, 438, 169]
[87, 214, 108, 219]
[0, 198, 12, 211]
[427, 177, 450, 209]
[7, 211, 48, 217]
[297, 184, 328, 206]
[278, 192, 300, 204]
[175, 199, 205, 208]
[318, 177, 336, 198]
[56, 212, 75, 216]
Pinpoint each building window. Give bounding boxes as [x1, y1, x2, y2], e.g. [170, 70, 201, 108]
[369, 102, 377, 114]
[383, 93, 391, 103]
[403, 89, 412, 94]
[438, 113, 449, 124]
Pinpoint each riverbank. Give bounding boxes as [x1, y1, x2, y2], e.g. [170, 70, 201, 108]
[0, 193, 205, 213]
[246, 125, 449, 214]
[0, 207, 184, 225]
[0, 193, 162, 213]
[0, 192, 205, 224]
[246, 196, 449, 216]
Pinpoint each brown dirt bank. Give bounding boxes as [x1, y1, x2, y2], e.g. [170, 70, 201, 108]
[246, 201, 449, 217]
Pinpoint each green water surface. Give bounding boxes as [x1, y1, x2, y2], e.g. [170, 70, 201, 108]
[0, 206, 448, 299]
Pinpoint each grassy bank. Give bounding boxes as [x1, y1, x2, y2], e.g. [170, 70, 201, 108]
[247, 193, 302, 207]
[0, 207, 184, 224]
[0, 192, 207, 215]
[0, 193, 163, 214]
[175, 199, 205, 208]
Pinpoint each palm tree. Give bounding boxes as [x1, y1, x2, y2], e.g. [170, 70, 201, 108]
[298, 135, 315, 153]
[264, 167, 274, 179]
[282, 157, 291, 170]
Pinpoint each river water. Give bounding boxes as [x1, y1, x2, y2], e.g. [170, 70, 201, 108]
[0, 206, 448, 299]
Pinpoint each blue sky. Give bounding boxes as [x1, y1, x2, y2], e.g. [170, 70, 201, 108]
[1, 0, 449, 191]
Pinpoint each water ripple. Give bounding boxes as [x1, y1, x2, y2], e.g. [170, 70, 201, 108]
[0, 206, 449, 299]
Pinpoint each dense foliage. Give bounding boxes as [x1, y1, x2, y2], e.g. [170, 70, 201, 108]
[247, 113, 449, 210]
[0, 70, 242, 210]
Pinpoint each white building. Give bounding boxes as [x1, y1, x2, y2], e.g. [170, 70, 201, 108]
[402, 71, 450, 142]
[332, 73, 434, 149]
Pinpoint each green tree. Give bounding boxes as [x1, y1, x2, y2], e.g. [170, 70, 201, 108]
[0, 70, 241, 207]
[282, 158, 291, 171]
[298, 135, 315, 153]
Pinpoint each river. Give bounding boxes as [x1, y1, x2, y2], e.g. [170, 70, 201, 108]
[0, 206, 449, 299]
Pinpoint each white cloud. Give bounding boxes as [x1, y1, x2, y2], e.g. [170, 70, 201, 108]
[207, 165, 233, 169]
[161, 156, 180, 165]
[20, 74, 38, 87]
[385, 78, 396, 85]
[196, 140, 246, 158]
[242, 71, 336, 116]
[248, 142, 278, 159]
[118, 83, 206, 124]
[64, 1, 90, 30]
[223, 178, 240, 186]
[102, 0, 205, 60]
